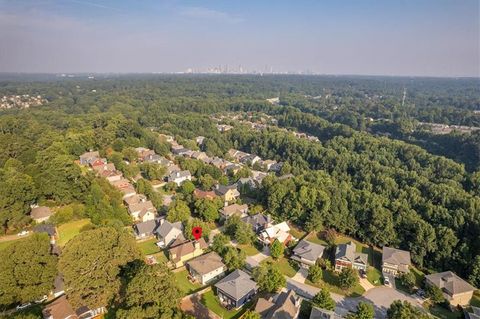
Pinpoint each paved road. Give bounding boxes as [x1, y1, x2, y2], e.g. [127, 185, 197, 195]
[286, 278, 423, 319]
[180, 288, 220, 319]
[0, 233, 30, 242]
[291, 267, 308, 284]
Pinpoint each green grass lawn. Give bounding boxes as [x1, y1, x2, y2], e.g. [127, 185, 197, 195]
[137, 238, 161, 255]
[0, 238, 22, 251]
[367, 266, 383, 286]
[151, 251, 168, 263]
[305, 232, 328, 246]
[174, 270, 203, 296]
[429, 304, 463, 319]
[289, 225, 307, 240]
[261, 256, 299, 278]
[237, 243, 260, 256]
[57, 219, 91, 246]
[201, 290, 251, 319]
[305, 268, 365, 297]
[411, 267, 426, 287]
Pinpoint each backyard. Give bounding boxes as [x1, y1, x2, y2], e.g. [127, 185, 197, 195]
[201, 290, 252, 319]
[137, 238, 161, 255]
[261, 256, 299, 278]
[174, 270, 204, 296]
[237, 243, 261, 256]
[305, 268, 365, 297]
[57, 218, 91, 246]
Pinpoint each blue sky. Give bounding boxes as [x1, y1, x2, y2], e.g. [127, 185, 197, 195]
[0, 0, 478, 76]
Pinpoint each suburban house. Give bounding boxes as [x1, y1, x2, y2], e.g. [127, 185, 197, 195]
[220, 204, 249, 219]
[214, 269, 257, 309]
[227, 149, 249, 162]
[159, 134, 174, 143]
[191, 151, 209, 161]
[425, 271, 476, 307]
[193, 188, 217, 200]
[42, 295, 77, 319]
[382, 246, 412, 277]
[155, 219, 184, 248]
[216, 124, 233, 132]
[143, 154, 170, 165]
[241, 213, 272, 233]
[237, 177, 257, 190]
[309, 306, 344, 319]
[93, 164, 123, 182]
[109, 179, 136, 199]
[79, 151, 99, 165]
[133, 219, 161, 240]
[168, 170, 192, 186]
[261, 159, 277, 171]
[225, 163, 243, 175]
[30, 206, 54, 223]
[75, 305, 106, 319]
[186, 252, 227, 285]
[269, 162, 284, 173]
[215, 184, 240, 202]
[196, 136, 205, 145]
[334, 242, 368, 273]
[135, 147, 155, 161]
[251, 170, 267, 185]
[89, 158, 107, 168]
[168, 237, 208, 268]
[292, 239, 326, 267]
[259, 221, 295, 246]
[127, 198, 156, 222]
[240, 154, 261, 166]
[166, 164, 181, 175]
[255, 289, 301, 319]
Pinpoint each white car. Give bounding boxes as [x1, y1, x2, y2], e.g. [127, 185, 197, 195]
[17, 230, 29, 237]
[34, 295, 48, 303]
[16, 303, 32, 310]
[384, 277, 391, 286]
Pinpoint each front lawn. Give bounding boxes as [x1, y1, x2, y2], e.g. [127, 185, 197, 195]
[174, 270, 203, 296]
[305, 268, 365, 297]
[367, 266, 382, 286]
[201, 290, 251, 319]
[428, 304, 463, 319]
[237, 243, 260, 256]
[137, 238, 160, 255]
[261, 256, 299, 278]
[57, 219, 91, 246]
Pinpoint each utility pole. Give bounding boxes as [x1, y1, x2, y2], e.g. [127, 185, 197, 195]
[401, 87, 407, 106]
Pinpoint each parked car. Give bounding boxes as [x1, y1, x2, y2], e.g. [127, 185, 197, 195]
[34, 295, 48, 303]
[359, 270, 367, 278]
[16, 303, 32, 310]
[17, 230, 29, 237]
[384, 276, 391, 286]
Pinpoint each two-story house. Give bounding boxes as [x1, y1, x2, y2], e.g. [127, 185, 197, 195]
[425, 271, 476, 307]
[382, 246, 412, 277]
[214, 269, 257, 309]
[168, 237, 208, 268]
[186, 252, 227, 285]
[334, 242, 368, 273]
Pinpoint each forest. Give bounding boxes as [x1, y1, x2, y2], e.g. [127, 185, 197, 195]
[0, 74, 479, 293]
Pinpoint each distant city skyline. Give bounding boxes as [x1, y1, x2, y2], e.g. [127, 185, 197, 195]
[0, 0, 478, 77]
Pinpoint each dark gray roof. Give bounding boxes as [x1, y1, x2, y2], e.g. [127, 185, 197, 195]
[134, 219, 160, 235]
[214, 269, 257, 300]
[335, 242, 368, 265]
[293, 239, 326, 262]
[242, 213, 271, 228]
[156, 220, 183, 238]
[310, 306, 344, 319]
[266, 290, 300, 319]
[33, 224, 56, 236]
[382, 246, 411, 266]
[426, 271, 476, 295]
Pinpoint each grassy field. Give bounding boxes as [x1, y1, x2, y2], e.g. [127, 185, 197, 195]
[201, 290, 251, 319]
[305, 268, 365, 297]
[174, 270, 203, 296]
[57, 219, 91, 246]
[305, 232, 328, 246]
[237, 243, 261, 256]
[137, 238, 161, 255]
[289, 225, 307, 240]
[261, 256, 299, 278]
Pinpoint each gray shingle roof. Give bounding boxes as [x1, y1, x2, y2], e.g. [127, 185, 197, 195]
[156, 220, 183, 238]
[134, 219, 160, 235]
[335, 242, 368, 265]
[382, 246, 411, 267]
[293, 239, 326, 262]
[186, 252, 225, 275]
[214, 269, 257, 300]
[426, 271, 476, 295]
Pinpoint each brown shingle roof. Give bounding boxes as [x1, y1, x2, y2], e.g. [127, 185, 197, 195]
[168, 238, 208, 263]
[186, 252, 225, 275]
[42, 296, 77, 319]
[30, 206, 53, 220]
[426, 271, 476, 295]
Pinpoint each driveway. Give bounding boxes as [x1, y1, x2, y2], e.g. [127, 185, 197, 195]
[286, 277, 423, 319]
[291, 267, 309, 284]
[245, 247, 270, 269]
[359, 277, 375, 291]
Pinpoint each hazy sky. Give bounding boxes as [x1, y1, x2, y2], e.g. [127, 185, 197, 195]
[0, 0, 478, 76]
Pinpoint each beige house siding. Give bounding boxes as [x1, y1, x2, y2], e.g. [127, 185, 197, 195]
[172, 249, 205, 268]
[448, 291, 474, 307]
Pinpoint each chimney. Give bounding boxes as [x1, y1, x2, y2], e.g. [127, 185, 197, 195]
[193, 240, 200, 249]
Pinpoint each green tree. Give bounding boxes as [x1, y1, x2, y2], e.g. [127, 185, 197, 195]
[311, 288, 336, 311]
[234, 221, 256, 245]
[347, 302, 374, 319]
[0, 233, 57, 306]
[180, 180, 195, 195]
[222, 246, 246, 270]
[469, 255, 480, 288]
[139, 163, 166, 180]
[198, 174, 215, 191]
[270, 239, 284, 259]
[167, 200, 191, 223]
[253, 262, 286, 293]
[116, 262, 181, 319]
[425, 284, 444, 304]
[308, 264, 323, 284]
[386, 300, 430, 319]
[242, 310, 261, 319]
[338, 267, 358, 290]
[194, 199, 219, 222]
[398, 272, 416, 293]
[211, 233, 230, 255]
[58, 227, 141, 309]
[183, 218, 211, 241]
